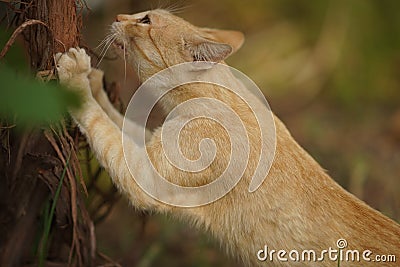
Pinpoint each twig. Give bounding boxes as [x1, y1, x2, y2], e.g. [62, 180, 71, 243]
[97, 251, 122, 267]
[38, 151, 71, 267]
[0, 19, 48, 60]
[61, 123, 88, 196]
[11, 130, 30, 182]
[77, 0, 91, 12]
[44, 130, 82, 266]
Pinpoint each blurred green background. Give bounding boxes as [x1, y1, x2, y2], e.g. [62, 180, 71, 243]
[80, 0, 400, 266]
[2, 0, 397, 266]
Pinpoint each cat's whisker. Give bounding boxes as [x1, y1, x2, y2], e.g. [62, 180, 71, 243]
[98, 34, 117, 54]
[97, 31, 116, 46]
[97, 35, 117, 67]
[162, 1, 191, 14]
[136, 60, 141, 81]
[96, 40, 112, 63]
[95, 34, 113, 50]
[96, 38, 113, 55]
[123, 39, 127, 84]
[95, 33, 117, 57]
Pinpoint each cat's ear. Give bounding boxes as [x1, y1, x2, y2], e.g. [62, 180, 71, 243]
[184, 29, 244, 63]
[185, 37, 233, 62]
[200, 28, 245, 54]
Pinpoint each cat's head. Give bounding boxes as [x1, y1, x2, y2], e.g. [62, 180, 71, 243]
[111, 9, 244, 78]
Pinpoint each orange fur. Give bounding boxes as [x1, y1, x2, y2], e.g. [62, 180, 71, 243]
[56, 10, 400, 266]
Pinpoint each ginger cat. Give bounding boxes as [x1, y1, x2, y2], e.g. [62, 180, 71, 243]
[56, 9, 400, 266]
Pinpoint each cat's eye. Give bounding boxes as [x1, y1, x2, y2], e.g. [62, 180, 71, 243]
[138, 15, 151, 24]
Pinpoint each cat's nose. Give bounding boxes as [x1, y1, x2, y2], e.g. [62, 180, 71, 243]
[116, 15, 130, 22]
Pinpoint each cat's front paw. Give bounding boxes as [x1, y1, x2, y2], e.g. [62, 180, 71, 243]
[56, 48, 92, 94]
[88, 68, 105, 99]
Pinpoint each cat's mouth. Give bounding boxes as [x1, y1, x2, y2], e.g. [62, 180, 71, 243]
[113, 40, 125, 51]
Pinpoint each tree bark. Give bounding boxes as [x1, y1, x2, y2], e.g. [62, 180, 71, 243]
[0, 1, 93, 266]
[26, 0, 80, 69]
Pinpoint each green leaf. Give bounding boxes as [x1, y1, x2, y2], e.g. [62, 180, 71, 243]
[0, 64, 81, 125]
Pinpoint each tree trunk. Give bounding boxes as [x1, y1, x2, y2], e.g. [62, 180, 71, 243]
[0, 1, 94, 266]
[26, 0, 80, 69]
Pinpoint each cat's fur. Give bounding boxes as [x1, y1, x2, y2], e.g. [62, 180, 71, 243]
[56, 9, 400, 266]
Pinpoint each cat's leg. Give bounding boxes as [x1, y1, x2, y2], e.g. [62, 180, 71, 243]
[87, 68, 151, 141]
[88, 69, 124, 128]
[56, 48, 163, 210]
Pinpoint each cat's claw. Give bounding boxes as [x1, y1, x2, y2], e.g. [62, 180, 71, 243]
[56, 48, 92, 97]
[56, 47, 91, 85]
